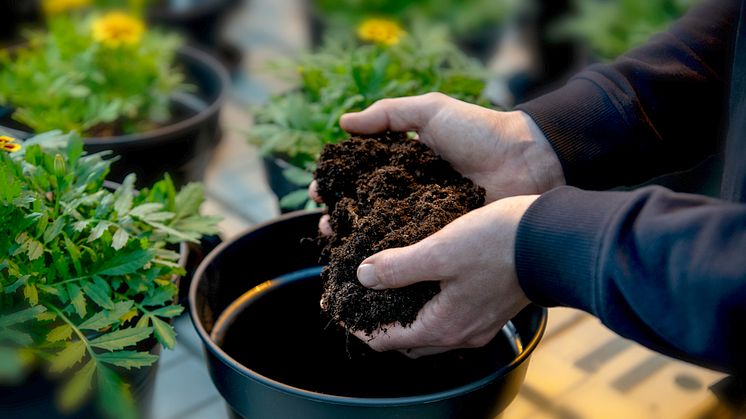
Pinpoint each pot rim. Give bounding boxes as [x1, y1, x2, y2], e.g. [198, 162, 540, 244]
[189, 210, 548, 407]
[0, 44, 229, 145]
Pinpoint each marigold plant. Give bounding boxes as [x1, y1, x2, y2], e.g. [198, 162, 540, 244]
[0, 131, 220, 418]
[0, 12, 185, 136]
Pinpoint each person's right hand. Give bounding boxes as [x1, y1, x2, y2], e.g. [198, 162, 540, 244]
[310, 92, 565, 208]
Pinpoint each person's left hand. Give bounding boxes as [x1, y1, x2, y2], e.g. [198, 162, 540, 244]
[349, 194, 538, 358]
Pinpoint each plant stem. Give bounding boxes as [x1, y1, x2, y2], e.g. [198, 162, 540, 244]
[45, 303, 98, 361]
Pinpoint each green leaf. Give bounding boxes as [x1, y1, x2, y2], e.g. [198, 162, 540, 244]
[129, 203, 163, 219]
[97, 351, 158, 370]
[67, 283, 87, 318]
[89, 327, 153, 351]
[26, 239, 44, 261]
[78, 301, 133, 331]
[282, 165, 314, 186]
[0, 305, 46, 327]
[97, 365, 137, 419]
[113, 174, 135, 215]
[141, 287, 175, 307]
[111, 227, 129, 250]
[173, 182, 204, 219]
[58, 359, 95, 412]
[88, 221, 111, 242]
[150, 305, 184, 318]
[0, 347, 25, 382]
[95, 249, 153, 276]
[279, 189, 311, 209]
[23, 284, 39, 306]
[47, 324, 73, 342]
[50, 340, 86, 373]
[82, 277, 115, 309]
[151, 316, 176, 349]
[43, 216, 66, 244]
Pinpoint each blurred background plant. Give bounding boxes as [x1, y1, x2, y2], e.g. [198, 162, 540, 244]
[551, 0, 697, 60]
[0, 9, 185, 136]
[0, 131, 220, 419]
[249, 20, 489, 209]
[312, 0, 522, 44]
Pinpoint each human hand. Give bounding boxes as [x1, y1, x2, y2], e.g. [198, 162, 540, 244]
[311, 92, 564, 206]
[347, 194, 538, 358]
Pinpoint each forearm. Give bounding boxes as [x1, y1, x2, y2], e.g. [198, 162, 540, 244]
[515, 186, 746, 373]
[516, 0, 739, 189]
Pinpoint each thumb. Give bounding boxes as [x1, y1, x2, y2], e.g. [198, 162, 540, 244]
[357, 240, 446, 290]
[340, 93, 448, 134]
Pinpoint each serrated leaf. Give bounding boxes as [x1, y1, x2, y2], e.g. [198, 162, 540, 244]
[173, 183, 204, 220]
[36, 311, 57, 321]
[90, 327, 153, 351]
[26, 239, 44, 261]
[151, 317, 176, 349]
[5, 274, 29, 294]
[97, 351, 158, 370]
[0, 305, 46, 327]
[113, 175, 135, 215]
[78, 301, 133, 331]
[96, 249, 153, 276]
[67, 284, 87, 318]
[58, 359, 95, 412]
[72, 221, 89, 232]
[50, 340, 86, 373]
[150, 305, 184, 318]
[97, 365, 137, 419]
[82, 277, 114, 310]
[111, 227, 129, 250]
[43, 216, 65, 244]
[23, 284, 38, 306]
[141, 287, 174, 307]
[47, 324, 73, 342]
[135, 316, 150, 329]
[87, 221, 110, 242]
[129, 203, 163, 219]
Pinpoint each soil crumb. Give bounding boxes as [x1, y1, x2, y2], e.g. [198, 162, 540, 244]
[314, 132, 485, 335]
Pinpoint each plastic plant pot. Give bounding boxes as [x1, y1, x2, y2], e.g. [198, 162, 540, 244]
[0, 45, 229, 188]
[189, 210, 547, 419]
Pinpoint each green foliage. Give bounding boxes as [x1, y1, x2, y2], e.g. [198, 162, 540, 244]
[0, 12, 185, 136]
[249, 23, 489, 207]
[0, 131, 220, 418]
[553, 0, 697, 59]
[313, 0, 520, 38]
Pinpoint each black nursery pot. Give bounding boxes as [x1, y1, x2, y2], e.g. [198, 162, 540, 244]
[0, 45, 229, 188]
[190, 210, 547, 419]
[147, 0, 241, 48]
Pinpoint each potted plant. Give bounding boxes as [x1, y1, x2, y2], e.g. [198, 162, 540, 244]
[309, 0, 522, 61]
[0, 8, 229, 187]
[0, 131, 221, 418]
[189, 209, 547, 418]
[249, 21, 489, 211]
[550, 0, 696, 60]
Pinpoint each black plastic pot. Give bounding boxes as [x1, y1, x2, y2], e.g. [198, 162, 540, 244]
[0, 45, 229, 188]
[0, 1, 41, 47]
[147, 0, 241, 48]
[0, 242, 188, 419]
[190, 210, 547, 419]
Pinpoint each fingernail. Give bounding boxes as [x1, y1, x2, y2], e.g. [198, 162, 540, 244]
[357, 264, 378, 288]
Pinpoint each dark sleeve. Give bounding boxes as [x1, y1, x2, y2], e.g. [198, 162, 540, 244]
[515, 186, 746, 373]
[515, 0, 740, 189]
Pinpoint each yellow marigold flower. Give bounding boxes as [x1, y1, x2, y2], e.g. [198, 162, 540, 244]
[0, 135, 21, 153]
[42, 0, 91, 15]
[357, 18, 405, 46]
[92, 12, 146, 48]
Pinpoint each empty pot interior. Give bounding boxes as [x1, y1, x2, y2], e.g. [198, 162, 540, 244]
[210, 270, 520, 398]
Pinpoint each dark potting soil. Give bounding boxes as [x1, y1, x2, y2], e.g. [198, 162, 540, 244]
[314, 132, 485, 334]
[218, 273, 519, 398]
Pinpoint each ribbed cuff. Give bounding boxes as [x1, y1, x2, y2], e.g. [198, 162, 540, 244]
[515, 78, 636, 190]
[514, 186, 631, 313]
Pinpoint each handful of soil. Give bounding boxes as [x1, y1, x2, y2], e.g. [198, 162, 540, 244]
[314, 132, 485, 335]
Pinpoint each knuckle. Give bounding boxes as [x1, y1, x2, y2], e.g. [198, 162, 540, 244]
[424, 92, 447, 102]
